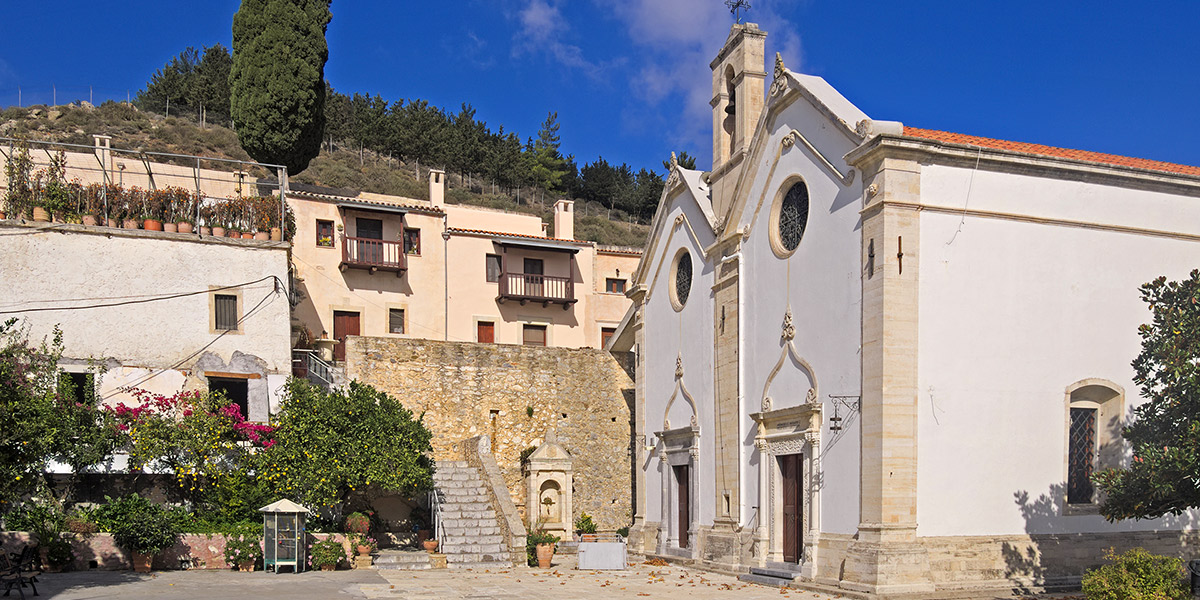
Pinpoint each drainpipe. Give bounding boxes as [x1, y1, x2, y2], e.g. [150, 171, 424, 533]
[443, 219, 450, 341]
[720, 250, 746, 526]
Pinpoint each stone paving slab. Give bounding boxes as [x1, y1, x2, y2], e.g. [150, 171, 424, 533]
[17, 558, 1087, 600]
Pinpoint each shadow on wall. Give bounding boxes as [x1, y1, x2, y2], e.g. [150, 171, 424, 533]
[1005, 482, 1200, 594]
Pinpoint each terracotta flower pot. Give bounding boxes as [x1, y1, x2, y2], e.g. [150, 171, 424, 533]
[270, 227, 283, 241]
[254, 231, 269, 240]
[32, 207, 50, 222]
[212, 227, 226, 237]
[82, 214, 98, 227]
[536, 543, 555, 568]
[320, 563, 335, 571]
[241, 232, 254, 239]
[143, 219, 163, 231]
[132, 551, 153, 573]
[228, 230, 240, 238]
[107, 218, 118, 228]
[123, 219, 140, 230]
[0, 211, 6, 220]
[422, 539, 439, 553]
[200, 226, 212, 236]
[238, 561, 254, 572]
[178, 222, 194, 234]
[163, 222, 178, 233]
[357, 544, 373, 556]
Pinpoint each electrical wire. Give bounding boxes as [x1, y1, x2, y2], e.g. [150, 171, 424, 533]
[0, 276, 281, 315]
[100, 286, 281, 399]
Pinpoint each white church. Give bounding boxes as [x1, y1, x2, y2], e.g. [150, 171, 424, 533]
[610, 22, 1200, 597]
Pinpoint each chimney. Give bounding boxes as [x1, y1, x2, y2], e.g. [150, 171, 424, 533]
[553, 199, 574, 240]
[429, 169, 445, 208]
[93, 134, 112, 178]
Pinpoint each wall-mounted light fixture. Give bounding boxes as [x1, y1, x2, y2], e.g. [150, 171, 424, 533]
[828, 395, 861, 432]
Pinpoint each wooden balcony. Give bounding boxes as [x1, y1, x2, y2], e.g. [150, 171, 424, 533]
[339, 236, 406, 275]
[498, 272, 575, 308]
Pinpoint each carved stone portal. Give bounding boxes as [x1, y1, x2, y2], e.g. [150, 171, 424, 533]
[525, 431, 574, 539]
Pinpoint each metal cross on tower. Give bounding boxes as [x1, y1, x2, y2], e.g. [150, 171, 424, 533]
[725, 0, 751, 23]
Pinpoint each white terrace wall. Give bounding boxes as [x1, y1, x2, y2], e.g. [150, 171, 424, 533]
[0, 220, 292, 416]
[345, 336, 634, 532]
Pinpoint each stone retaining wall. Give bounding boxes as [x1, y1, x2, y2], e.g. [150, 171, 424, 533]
[346, 337, 634, 531]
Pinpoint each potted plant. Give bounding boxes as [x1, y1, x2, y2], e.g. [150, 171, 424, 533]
[309, 538, 345, 571]
[344, 511, 370, 535]
[526, 529, 560, 568]
[422, 537, 439, 553]
[111, 497, 180, 573]
[574, 512, 597, 541]
[351, 534, 377, 557]
[223, 535, 263, 572]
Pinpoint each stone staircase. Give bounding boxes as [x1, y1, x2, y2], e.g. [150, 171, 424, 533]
[431, 460, 510, 569]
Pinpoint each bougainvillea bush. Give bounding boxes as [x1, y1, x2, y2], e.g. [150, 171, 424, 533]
[223, 534, 264, 568]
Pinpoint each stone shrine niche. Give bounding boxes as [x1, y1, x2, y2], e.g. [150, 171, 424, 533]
[525, 430, 573, 538]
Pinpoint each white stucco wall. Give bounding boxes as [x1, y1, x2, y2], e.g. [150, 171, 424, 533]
[0, 221, 291, 412]
[641, 191, 717, 530]
[915, 163, 1200, 536]
[734, 98, 865, 535]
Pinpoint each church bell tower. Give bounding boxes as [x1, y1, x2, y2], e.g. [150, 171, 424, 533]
[709, 22, 767, 218]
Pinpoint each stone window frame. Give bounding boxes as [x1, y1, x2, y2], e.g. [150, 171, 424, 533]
[668, 247, 693, 312]
[1062, 378, 1124, 515]
[386, 304, 408, 336]
[768, 176, 811, 259]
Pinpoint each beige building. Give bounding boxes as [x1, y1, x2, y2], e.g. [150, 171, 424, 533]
[288, 172, 640, 361]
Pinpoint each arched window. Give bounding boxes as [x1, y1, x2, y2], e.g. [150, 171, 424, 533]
[779, 182, 809, 251]
[671, 250, 692, 310]
[1065, 380, 1124, 506]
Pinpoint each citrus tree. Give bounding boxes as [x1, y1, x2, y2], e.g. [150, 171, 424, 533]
[260, 380, 434, 511]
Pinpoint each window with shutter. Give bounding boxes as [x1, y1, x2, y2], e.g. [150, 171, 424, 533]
[522, 324, 547, 346]
[389, 308, 405, 334]
[214, 294, 238, 331]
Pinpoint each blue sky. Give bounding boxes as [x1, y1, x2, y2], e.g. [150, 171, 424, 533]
[1, 1, 1198, 174]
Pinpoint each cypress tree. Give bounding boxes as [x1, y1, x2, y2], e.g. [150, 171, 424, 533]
[230, 0, 331, 174]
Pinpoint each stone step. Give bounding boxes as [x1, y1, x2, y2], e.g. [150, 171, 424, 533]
[442, 526, 502, 536]
[373, 550, 432, 571]
[446, 553, 509, 564]
[439, 510, 496, 521]
[749, 567, 798, 580]
[739, 573, 792, 588]
[440, 502, 492, 512]
[441, 540, 504, 550]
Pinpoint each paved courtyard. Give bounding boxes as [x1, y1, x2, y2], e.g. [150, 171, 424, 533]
[21, 557, 1078, 599]
[23, 557, 845, 600]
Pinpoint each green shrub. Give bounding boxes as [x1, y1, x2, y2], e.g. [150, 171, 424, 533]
[45, 537, 74, 568]
[1081, 547, 1188, 600]
[616, 526, 630, 538]
[309, 538, 345, 569]
[223, 534, 263, 568]
[574, 512, 597, 535]
[108, 495, 180, 555]
[525, 529, 560, 567]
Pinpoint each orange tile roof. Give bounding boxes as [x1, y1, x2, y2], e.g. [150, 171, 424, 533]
[288, 189, 445, 214]
[903, 127, 1200, 178]
[446, 227, 590, 245]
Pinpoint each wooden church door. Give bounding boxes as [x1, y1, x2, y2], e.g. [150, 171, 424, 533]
[780, 453, 803, 563]
[673, 464, 690, 549]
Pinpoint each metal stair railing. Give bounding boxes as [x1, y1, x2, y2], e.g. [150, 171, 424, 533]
[430, 488, 445, 547]
[292, 349, 335, 390]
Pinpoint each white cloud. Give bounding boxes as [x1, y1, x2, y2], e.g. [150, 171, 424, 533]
[513, 0, 605, 78]
[607, 0, 807, 164]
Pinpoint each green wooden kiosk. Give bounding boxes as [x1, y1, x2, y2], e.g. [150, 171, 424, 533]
[260, 499, 309, 573]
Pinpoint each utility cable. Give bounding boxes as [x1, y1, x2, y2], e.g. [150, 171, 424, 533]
[0, 276, 281, 315]
[100, 286, 280, 399]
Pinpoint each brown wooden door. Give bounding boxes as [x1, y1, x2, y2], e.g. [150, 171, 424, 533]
[477, 321, 495, 343]
[780, 453, 803, 563]
[673, 464, 689, 549]
[333, 310, 360, 362]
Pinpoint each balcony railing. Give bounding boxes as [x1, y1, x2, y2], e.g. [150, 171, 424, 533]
[498, 272, 575, 308]
[340, 236, 406, 275]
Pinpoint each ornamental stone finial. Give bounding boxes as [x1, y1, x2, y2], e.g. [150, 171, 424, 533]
[770, 52, 789, 98]
[670, 151, 678, 168]
[782, 308, 795, 341]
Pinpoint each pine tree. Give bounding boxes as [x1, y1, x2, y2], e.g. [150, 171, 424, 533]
[529, 111, 568, 194]
[230, 0, 331, 174]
